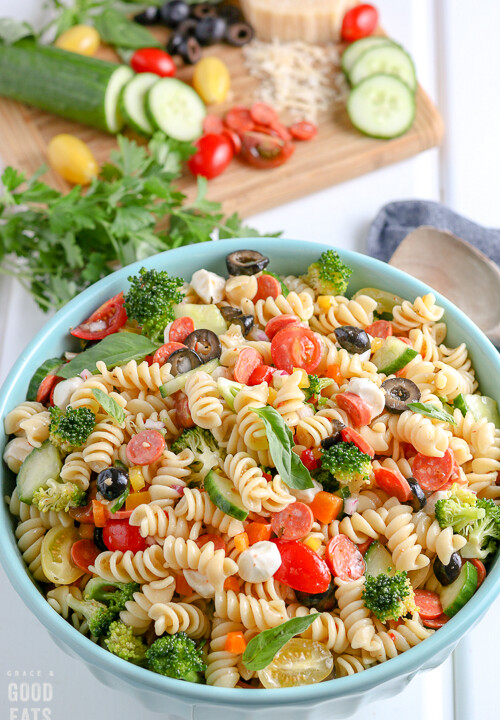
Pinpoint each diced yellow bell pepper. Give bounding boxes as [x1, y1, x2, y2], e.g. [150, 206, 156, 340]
[268, 387, 277, 404]
[129, 466, 145, 492]
[371, 337, 384, 353]
[317, 295, 334, 311]
[303, 536, 322, 553]
[125, 490, 150, 511]
[293, 368, 309, 388]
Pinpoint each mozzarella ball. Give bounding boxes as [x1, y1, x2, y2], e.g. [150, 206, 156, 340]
[237, 541, 282, 583]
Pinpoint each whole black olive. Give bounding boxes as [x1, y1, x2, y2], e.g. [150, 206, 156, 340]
[134, 6, 160, 25]
[231, 314, 254, 337]
[321, 420, 346, 449]
[168, 347, 203, 375]
[224, 21, 254, 46]
[179, 36, 202, 64]
[194, 16, 227, 45]
[295, 579, 337, 612]
[434, 552, 462, 586]
[334, 326, 370, 354]
[167, 31, 184, 55]
[407, 477, 426, 511]
[96, 467, 129, 501]
[220, 306, 243, 322]
[177, 18, 198, 37]
[93, 526, 108, 552]
[184, 329, 221, 362]
[160, 0, 190, 28]
[190, 2, 217, 20]
[217, 5, 242, 24]
[226, 250, 269, 276]
[382, 377, 421, 414]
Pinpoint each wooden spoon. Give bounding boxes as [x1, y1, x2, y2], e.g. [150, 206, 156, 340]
[389, 226, 500, 346]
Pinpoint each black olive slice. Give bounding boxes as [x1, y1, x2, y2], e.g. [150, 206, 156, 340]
[217, 5, 242, 24]
[93, 526, 108, 552]
[334, 326, 371, 354]
[231, 314, 254, 337]
[191, 2, 217, 20]
[225, 21, 254, 46]
[166, 31, 184, 55]
[382, 377, 421, 413]
[295, 579, 337, 612]
[226, 249, 269, 276]
[160, 0, 190, 28]
[134, 6, 160, 25]
[320, 420, 346, 449]
[433, 552, 462, 586]
[194, 16, 227, 45]
[179, 36, 202, 64]
[184, 329, 221, 362]
[96, 467, 129, 500]
[220, 306, 243, 322]
[407, 477, 426, 511]
[168, 347, 202, 375]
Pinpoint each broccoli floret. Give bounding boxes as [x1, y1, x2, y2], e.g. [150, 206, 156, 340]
[362, 571, 417, 623]
[124, 267, 184, 344]
[146, 633, 206, 683]
[320, 441, 372, 493]
[84, 578, 140, 606]
[171, 427, 224, 484]
[435, 484, 485, 532]
[460, 498, 500, 560]
[105, 621, 147, 663]
[302, 250, 353, 296]
[304, 375, 334, 405]
[67, 596, 115, 637]
[49, 405, 95, 454]
[32, 478, 86, 513]
[311, 467, 340, 494]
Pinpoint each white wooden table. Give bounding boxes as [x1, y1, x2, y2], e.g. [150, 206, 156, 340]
[1, 0, 499, 717]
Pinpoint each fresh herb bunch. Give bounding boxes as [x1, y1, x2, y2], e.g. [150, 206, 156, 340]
[0, 134, 270, 312]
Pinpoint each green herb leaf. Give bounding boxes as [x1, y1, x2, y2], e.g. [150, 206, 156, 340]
[58, 333, 158, 378]
[91, 388, 126, 426]
[263, 271, 289, 297]
[0, 18, 35, 44]
[94, 9, 161, 49]
[26, 357, 62, 401]
[453, 394, 469, 418]
[251, 406, 313, 490]
[407, 402, 457, 425]
[242, 614, 320, 671]
[110, 485, 130, 513]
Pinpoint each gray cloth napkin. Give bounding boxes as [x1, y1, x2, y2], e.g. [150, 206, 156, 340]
[366, 200, 500, 266]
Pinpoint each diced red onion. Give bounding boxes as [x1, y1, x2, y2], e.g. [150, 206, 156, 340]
[343, 496, 359, 516]
[144, 419, 165, 430]
[80, 369, 92, 380]
[248, 327, 269, 342]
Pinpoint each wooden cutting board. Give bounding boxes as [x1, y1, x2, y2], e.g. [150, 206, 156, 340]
[0, 28, 443, 218]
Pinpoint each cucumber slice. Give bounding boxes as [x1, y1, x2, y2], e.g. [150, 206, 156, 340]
[120, 72, 157, 135]
[352, 287, 404, 317]
[349, 45, 417, 91]
[147, 78, 206, 142]
[439, 561, 478, 617]
[204, 469, 248, 521]
[364, 540, 395, 577]
[464, 394, 500, 429]
[159, 358, 219, 397]
[26, 357, 62, 401]
[217, 378, 243, 412]
[347, 74, 416, 139]
[173, 303, 227, 336]
[342, 36, 397, 76]
[371, 336, 418, 374]
[105, 65, 134, 133]
[17, 441, 62, 504]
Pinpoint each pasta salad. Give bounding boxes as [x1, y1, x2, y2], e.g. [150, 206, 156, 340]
[4, 248, 500, 689]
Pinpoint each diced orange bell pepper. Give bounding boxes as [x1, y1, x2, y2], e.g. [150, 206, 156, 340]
[92, 499, 107, 528]
[246, 522, 272, 545]
[309, 491, 343, 524]
[224, 631, 247, 654]
[325, 364, 342, 384]
[234, 532, 249, 553]
[223, 576, 241, 593]
[176, 573, 193, 596]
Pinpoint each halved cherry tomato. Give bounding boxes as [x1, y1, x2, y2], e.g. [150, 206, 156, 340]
[130, 48, 176, 77]
[250, 102, 278, 126]
[268, 121, 292, 142]
[144, 355, 154, 366]
[71, 539, 100, 573]
[153, 341, 186, 366]
[336, 392, 372, 426]
[422, 613, 449, 629]
[222, 129, 242, 155]
[265, 315, 301, 340]
[325, 534, 365, 581]
[357, 539, 372, 556]
[126, 430, 166, 466]
[341, 4, 379, 42]
[195, 534, 226, 552]
[271, 326, 321, 374]
[173, 391, 194, 428]
[240, 131, 295, 170]
[340, 427, 375, 457]
[253, 274, 281, 302]
[248, 364, 274, 386]
[373, 466, 412, 503]
[203, 114, 225, 135]
[468, 559, 486, 588]
[188, 133, 233, 180]
[288, 121, 317, 141]
[234, 347, 263, 384]
[412, 449, 454, 493]
[71, 292, 127, 340]
[224, 106, 254, 133]
[271, 502, 314, 540]
[272, 539, 331, 593]
[169, 317, 195, 344]
[262, 472, 273, 482]
[103, 519, 147, 553]
[300, 449, 320, 472]
[36, 374, 60, 404]
[414, 589, 443, 620]
[365, 320, 393, 338]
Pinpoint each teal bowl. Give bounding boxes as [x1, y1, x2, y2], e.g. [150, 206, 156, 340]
[1, 238, 499, 719]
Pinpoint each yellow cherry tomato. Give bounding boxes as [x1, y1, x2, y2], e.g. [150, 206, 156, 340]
[47, 134, 99, 185]
[193, 56, 230, 105]
[41, 526, 84, 585]
[258, 638, 333, 688]
[55, 24, 100, 56]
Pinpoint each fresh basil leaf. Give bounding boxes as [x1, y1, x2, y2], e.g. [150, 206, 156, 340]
[26, 357, 62, 401]
[407, 402, 457, 426]
[453, 394, 469, 418]
[91, 388, 126, 426]
[242, 614, 320, 671]
[110, 485, 130, 513]
[94, 9, 161, 49]
[262, 271, 289, 297]
[251, 406, 313, 489]
[0, 18, 35, 45]
[58, 333, 158, 379]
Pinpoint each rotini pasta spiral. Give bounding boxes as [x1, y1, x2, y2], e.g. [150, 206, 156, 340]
[59, 451, 92, 490]
[91, 546, 170, 584]
[334, 577, 380, 652]
[120, 576, 175, 632]
[384, 498, 429, 572]
[174, 488, 245, 537]
[214, 590, 288, 631]
[388, 410, 451, 458]
[206, 619, 245, 687]
[286, 604, 348, 653]
[14, 517, 49, 582]
[391, 294, 444, 332]
[4, 401, 45, 435]
[68, 376, 112, 414]
[129, 503, 199, 540]
[334, 651, 375, 677]
[311, 294, 377, 335]
[148, 601, 209, 638]
[148, 449, 194, 508]
[412, 510, 467, 565]
[223, 453, 269, 513]
[184, 371, 223, 429]
[369, 616, 433, 662]
[162, 537, 238, 591]
[82, 420, 124, 473]
[241, 291, 314, 326]
[3, 437, 33, 473]
[234, 382, 269, 452]
[224, 275, 258, 306]
[96, 360, 173, 393]
[273, 371, 306, 427]
[17, 411, 51, 448]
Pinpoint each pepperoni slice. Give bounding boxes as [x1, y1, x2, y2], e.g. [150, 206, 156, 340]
[224, 106, 254, 133]
[169, 317, 195, 344]
[468, 559, 486, 588]
[222, 129, 242, 155]
[153, 342, 186, 366]
[271, 502, 314, 540]
[253, 274, 281, 302]
[248, 364, 274, 386]
[365, 320, 393, 338]
[373, 466, 412, 503]
[336, 392, 372, 427]
[422, 613, 449, 629]
[265, 314, 301, 340]
[288, 121, 318, 141]
[234, 347, 263, 384]
[271, 325, 322, 374]
[36, 374, 61, 404]
[412, 449, 454, 493]
[71, 539, 100, 573]
[249, 102, 278, 126]
[325, 534, 365, 581]
[414, 589, 443, 619]
[340, 427, 375, 458]
[126, 430, 166, 466]
[203, 114, 224, 135]
[195, 534, 226, 552]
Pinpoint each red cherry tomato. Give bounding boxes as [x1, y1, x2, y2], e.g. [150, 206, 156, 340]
[222, 129, 242, 155]
[271, 325, 322, 374]
[373, 466, 412, 503]
[268, 121, 292, 142]
[224, 106, 254, 133]
[153, 341, 186, 366]
[173, 391, 194, 429]
[412, 449, 454, 493]
[414, 589, 443, 620]
[365, 320, 393, 338]
[340, 427, 375, 458]
[468, 559, 486, 588]
[195, 534, 226, 552]
[357, 539, 373, 556]
[250, 102, 278, 126]
[300, 449, 320, 472]
[36, 374, 61, 404]
[253, 274, 281, 302]
[288, 121, 318, 141]
[203, 114, 225, 135]
[336, 392, 372, 426]
[248, 364, 274, 386]
[271, 503, 314, 540]
[240, 131, 295, 170]
[325, 534, 365, 581]
[272, 539, 331, 593]
[130, 48, 176, 77]
[188, 133, 233, 180]
[71, 539, 100, 573]
[265, 315, 302, 340]
[422, 613, 450, 629]
[169, 317, 195, 344]
[126, 430, 166, 466]
[103, 519, 147, 553]
[48, 377, 63, 406]
[341, 4, 379, 42]
[234, 347, 263, 384]
[71, 292, 127, 340]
